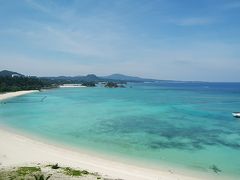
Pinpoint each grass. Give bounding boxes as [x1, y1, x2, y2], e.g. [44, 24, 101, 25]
[61, 167, 89, 177]
[34, 174, 51, 180]
[0, 166, 41, 180]
[47, 164, 92, 177]
[16, 166, 41, 176]
[0, 164, 98, 180]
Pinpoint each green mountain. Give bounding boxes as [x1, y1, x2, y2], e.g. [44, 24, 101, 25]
[0, 70, 159, 83]
[41, 74, 101, 83]
[0, 70, 24, 77]
[103, 74, 156, 82]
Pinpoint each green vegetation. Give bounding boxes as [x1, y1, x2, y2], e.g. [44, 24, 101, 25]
[81, 82, 96, 87]
[34, 174, 51, 180]
[61, 167, 89, 177]
[16, 166, 41, 176]
[104, 82, 119, 88]
[40, 74, 127, 84]
[0, 164, 100, 180]
[0, 70, 129, 92]
[104, 82, 126, 88]
[0, 70, 23, 77]
[0, 166, 41, 179]
[0, 76, 57, 92]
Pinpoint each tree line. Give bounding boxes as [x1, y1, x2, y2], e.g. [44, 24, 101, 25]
[0, 76, 57, 92]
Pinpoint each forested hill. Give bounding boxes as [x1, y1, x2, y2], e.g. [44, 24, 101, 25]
[0, 76, 56, 92]
[0, 70, 24, 77]
[0, 70, 124, 92]
[0, 69, 165, 93]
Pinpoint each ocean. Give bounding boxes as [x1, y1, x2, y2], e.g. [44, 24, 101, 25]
[1, 82, 240, 179]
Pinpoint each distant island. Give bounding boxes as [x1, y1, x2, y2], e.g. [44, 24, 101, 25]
[2, 69, 204, 93]
[102, 74, 155, 82]
[104, 82, 126, 88]
[0, 70, 140, 92]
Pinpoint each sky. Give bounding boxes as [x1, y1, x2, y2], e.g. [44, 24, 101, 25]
[0, 0, 240, 82]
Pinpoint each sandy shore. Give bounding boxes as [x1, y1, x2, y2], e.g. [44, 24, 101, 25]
[0, 127, 204, 180]
[0, 90, 38, 101]
[0, 91, 219, 180]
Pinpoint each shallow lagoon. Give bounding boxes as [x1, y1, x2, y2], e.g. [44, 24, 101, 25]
[1, 82, 240, 178]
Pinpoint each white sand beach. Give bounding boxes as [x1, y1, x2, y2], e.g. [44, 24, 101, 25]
[0, 127, 204, 180]
[0, 90, 38, 101]
[0, 91, 218, 180]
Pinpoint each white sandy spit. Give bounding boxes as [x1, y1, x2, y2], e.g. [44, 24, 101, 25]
[0, 90, 38, 101]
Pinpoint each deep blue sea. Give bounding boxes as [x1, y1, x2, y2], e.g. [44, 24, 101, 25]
[1, 82, 240, 179]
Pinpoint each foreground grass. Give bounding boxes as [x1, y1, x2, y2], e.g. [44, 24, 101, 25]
[0, 166, 41, 180]
[0, 164, 106, 180]
[16, 166, 41, 176]
[62, 167, 86, 176]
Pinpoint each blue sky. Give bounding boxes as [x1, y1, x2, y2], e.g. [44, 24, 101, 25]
[0, 0, 240, 81]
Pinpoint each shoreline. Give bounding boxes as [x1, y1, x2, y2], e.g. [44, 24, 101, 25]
[0, 90, 232, 180]
[0, 90, 38, 101]
[0, 126, 205, 180]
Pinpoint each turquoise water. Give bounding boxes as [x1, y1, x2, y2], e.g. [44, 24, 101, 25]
[1, 82, 240, 178]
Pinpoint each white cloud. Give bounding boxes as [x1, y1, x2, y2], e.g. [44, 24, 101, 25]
[1, 0, 240, 81]
[0, 53, 94, 76]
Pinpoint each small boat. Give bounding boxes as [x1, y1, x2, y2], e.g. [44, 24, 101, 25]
[232, 112, 240, 118]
